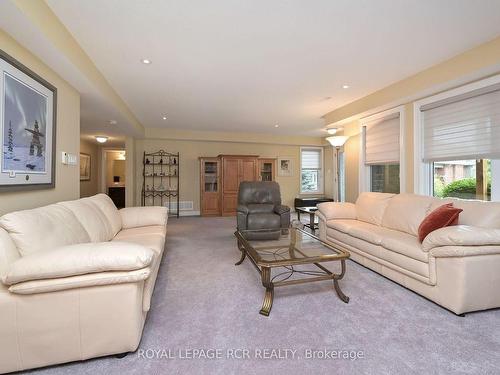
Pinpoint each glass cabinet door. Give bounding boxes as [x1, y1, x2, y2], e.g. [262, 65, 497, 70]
[204, 161, 218, 192]
[261, 161, 273, 181]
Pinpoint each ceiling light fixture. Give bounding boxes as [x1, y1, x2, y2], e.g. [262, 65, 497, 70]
[274, 124, 279, 128]
[162, 116, 167, 120]
[95, 136, 108, 144]
[108, 120, 117, 125]
[326, 128, 338, 135]
[342, 84, 350, 89]
[141, 59, 152, 64]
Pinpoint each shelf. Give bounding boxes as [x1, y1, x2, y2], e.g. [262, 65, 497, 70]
[145, 163, 178, 166]
[144, 174, 178, 178]
[142, 149, 180, 218]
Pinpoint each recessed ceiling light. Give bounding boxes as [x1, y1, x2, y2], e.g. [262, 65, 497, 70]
[108, 120, 117, 125]
[95, 136, 108, 143]
[141, 59, 152, 64]
[274, 124, 279, 128]
[162, 116, 167, 120]
[342, 84, 350, 89]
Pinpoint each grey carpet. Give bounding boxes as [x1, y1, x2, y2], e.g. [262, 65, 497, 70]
[29, 217, 500, 375]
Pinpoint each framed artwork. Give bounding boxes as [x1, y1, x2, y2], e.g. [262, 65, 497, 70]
[278, 157, 293, 177]
[0, 49, 57, 191]
[80, 153, 91, 181]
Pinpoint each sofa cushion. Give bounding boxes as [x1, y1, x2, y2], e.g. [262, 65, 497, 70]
[326, 219, 359, 234]
[418, 203, 462, 242]
[326, 218, 428, 263]
[0, 204, 90, 257]
[380, 231, 428, 263]
[382, 193, 434, 236]
[58, 199, 114, 242]
[247, 213, 280, 230]
[247, 203, 275, 214]
[114, 225, 166, 239]
[113, 232, 165, 256]
[326, 228, 430, 278]
[2, 241, 154, 285]
[355, 192, 395, 226]
[430, 198, 500, 229]
[0, 228, 20, 278]
[86, 194, 122, 236]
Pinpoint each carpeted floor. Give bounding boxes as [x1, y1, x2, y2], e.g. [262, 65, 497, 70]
[29, 216, 500, 375]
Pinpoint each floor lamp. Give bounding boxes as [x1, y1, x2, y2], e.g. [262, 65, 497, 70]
[326, 136, 349, 201]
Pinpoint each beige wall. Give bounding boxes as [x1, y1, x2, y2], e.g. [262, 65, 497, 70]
[0, 29, 80, 215]
[135, 133, 334, 212]
[323, 36, 500, 202]
[79, 139, 99, 197]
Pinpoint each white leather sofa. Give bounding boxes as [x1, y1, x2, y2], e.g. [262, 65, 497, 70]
[317, 192, 500, 315]
[0, 194, 168, 374]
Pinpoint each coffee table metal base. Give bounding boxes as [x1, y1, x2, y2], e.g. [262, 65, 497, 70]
[236, 240, 349, 316]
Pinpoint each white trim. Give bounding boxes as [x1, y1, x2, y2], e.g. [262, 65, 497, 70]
[413, 73, 500, 195]
[359, 106, 406, 193]
[299, 146, 324, 195]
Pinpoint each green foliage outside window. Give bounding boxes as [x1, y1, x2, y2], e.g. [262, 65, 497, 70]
[438, 178, 491, 199]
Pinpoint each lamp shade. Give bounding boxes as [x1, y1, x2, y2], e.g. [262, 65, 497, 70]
[326, 136, 349, 148]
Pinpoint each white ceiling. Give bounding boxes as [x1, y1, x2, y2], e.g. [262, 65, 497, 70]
[43, 0, 500, 136]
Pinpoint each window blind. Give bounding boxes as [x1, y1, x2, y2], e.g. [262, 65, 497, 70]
[364, 114, 400, 165]
[301, 148, 321, 169]
[422, 86, 500, 162]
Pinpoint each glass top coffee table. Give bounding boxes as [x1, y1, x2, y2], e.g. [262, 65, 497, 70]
[234, 226, 350, 316]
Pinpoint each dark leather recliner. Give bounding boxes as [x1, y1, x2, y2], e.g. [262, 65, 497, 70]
[237, 181, 290, 239]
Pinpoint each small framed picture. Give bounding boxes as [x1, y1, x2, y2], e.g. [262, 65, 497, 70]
[80, 153, 91, 181]
[278, 157, 293, 177]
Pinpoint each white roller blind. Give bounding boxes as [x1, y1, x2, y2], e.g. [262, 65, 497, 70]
[422, 85, 500, 162]
[301, 148, 321, 169]
[364, 114, 400, 165]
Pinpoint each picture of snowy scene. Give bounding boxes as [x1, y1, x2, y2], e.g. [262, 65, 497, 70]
[3, 73, 47, 173]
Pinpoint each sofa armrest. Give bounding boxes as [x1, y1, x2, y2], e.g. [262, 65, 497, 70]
[317, 202, 357, 221]
[2, 242, 154, 285]
[274, 204, 290, 215]
[7, 268, 151, 295]
[119, 206, 168, 229]
[430, 245, 500, 258]
[422, 225, 500, 252]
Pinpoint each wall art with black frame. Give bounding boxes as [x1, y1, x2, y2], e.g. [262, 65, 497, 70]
[0, 49, 57, 191]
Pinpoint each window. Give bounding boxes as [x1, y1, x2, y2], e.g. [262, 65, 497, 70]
[414, 76, 500, 201]
[360, 107, 405, 193]
[433, 159, 494, 201]
[370, 164, 400, 193]
[300, 147, 323, 194]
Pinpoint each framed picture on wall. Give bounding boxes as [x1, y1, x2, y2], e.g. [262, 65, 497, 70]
[278, 157, 293, 177]
[0, 49, 57, 191]
[80, 153, 91, 181]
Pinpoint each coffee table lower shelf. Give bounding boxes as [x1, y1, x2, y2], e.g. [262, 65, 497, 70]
[235, 235, 349, 316]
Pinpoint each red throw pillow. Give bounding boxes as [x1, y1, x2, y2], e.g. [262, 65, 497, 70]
[418, 203, 463, 242]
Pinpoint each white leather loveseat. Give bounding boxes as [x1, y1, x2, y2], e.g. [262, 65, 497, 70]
[0, 194, 168, 374]
[317, 192, 500, 315]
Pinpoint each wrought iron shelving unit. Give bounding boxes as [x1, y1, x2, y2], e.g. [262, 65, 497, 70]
[141, 150, 179, 218]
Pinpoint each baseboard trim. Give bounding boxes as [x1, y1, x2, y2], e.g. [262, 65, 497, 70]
[178, 210, 200, 217]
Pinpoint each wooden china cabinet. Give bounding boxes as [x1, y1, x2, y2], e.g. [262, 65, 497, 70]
[199, 155, 260, 216]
